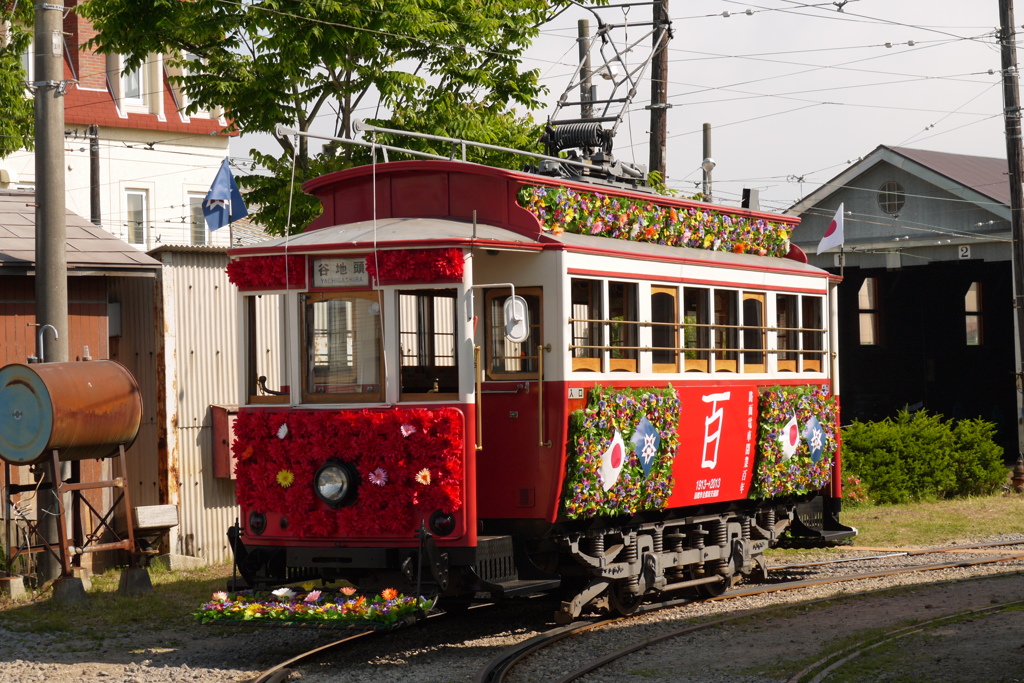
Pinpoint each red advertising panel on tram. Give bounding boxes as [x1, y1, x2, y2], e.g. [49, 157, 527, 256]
[667, 384, 759, 507]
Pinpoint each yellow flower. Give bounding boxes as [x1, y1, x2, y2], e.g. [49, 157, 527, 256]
[276, 469, 295, 488]
[301, 582, 316, 592]
[415, 468, 432, 485]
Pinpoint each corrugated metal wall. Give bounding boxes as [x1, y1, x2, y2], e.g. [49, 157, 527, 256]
[159, 249, 281, 565]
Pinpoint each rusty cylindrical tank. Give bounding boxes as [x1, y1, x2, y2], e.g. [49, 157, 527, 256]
[0, 360, 142, 465]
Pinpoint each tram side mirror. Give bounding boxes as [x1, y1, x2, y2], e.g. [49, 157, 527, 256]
[504, 295, 530, 343]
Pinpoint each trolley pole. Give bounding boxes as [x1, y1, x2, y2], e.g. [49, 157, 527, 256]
[999, 0, 1024, 458]
[34, 0, 70, 584]
[648, 0, 669, 179]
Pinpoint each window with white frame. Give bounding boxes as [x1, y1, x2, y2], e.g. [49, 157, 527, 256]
[123, 62, 143, 104]
[189, 194, 206, 246]
[125, 190, 148, 245]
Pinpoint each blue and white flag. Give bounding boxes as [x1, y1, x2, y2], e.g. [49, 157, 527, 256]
[630, 416, 661, 478]
[203, 158, 248, 231]
[802, 415, 824, 463]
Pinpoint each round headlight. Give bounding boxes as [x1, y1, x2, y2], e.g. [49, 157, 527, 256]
[248, 511, 266, 535]
[314, 460, 359, 508]
[429, 510, 456, 537]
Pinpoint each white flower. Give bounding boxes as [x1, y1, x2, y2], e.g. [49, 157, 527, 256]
[277, 423, 289, 439]
[272, 587, 296, 601]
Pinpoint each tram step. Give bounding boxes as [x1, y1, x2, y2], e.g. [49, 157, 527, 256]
[484, 577, 562, 598]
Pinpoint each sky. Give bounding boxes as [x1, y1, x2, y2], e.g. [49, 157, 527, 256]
[231, 0, 1011, 215]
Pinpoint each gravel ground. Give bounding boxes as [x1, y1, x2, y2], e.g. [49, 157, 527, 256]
[2, 537, 1024, 683]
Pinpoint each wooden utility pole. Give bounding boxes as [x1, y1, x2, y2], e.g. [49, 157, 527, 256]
[34, 0, 70, 583]
[648, 0, 669, 178]
[999, 0, 1024, 457]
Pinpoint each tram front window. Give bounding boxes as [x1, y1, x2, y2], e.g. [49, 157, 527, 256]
[302, 291, 383, 403]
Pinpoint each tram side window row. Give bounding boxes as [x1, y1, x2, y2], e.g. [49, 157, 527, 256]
[568, 278, 825, 374]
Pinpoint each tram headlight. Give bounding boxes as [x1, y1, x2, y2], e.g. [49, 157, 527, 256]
[314, 460, 359, 508]
[429, 510, 456, 537]
[248, 511, 267, 535]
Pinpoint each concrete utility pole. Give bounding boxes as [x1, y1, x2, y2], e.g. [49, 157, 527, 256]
[89, 124, 101, 226]
[999, 0, 1024, 457]
[34, 0, 70, 583]
[577, 19, 594, 119]
[648, 0, 669, 178]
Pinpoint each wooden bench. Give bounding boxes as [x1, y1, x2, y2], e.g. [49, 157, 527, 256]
[134, 505, 178, 565]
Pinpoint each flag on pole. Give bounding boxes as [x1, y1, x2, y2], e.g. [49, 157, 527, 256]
[817, 203, 844, 255]
[203, 158, 248, 231]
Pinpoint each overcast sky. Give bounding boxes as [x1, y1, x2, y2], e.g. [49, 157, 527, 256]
[523, 1, 1009, 212]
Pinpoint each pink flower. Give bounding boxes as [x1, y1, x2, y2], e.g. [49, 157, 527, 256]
[369, 468, 388, 486]
[304, 590, 322, 603]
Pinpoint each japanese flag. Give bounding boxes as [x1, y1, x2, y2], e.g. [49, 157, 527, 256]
[817, 203, 844, 255]
[779, 414, 800, 460]
[600, 430, 627, 491]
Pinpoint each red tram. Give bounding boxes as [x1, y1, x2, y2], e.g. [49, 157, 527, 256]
[225, 159, 854, 621]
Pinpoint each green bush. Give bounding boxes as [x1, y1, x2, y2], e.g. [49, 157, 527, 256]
[841, 410, 1005, 505]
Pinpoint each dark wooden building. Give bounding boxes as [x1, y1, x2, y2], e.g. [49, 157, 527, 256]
[789, 145, 1018, 458]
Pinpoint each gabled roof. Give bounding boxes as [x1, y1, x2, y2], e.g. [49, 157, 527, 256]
[0, 190, 162, 273]
[788, 145, 1009, 217]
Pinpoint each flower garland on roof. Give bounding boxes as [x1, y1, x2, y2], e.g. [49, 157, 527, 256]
[233, 408, 463, 537]
[365, 248, 464, 283]
[517, 185, 792, 257]
[226, 255, 307, 289]
[194, 587, 434, 626]
[561, 386, 680, 519]
[753, 385, 838, 498]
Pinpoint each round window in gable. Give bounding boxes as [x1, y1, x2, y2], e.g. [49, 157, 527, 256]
[877, 180, 906, 216]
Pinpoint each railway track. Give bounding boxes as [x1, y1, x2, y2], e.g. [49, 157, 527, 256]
[246, 541, 1024, 683]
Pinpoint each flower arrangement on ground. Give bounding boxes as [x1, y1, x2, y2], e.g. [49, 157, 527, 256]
[194, 587, 434, 626]
[561, 385, 680, 518]
[753, 385, 838, 498]
[517, 185, 792, 257]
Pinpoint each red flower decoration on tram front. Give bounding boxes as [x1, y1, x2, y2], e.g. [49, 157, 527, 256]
[226, 255, 307, 290]
[364, 248, 464, 283]
[233, 408, 464, 538]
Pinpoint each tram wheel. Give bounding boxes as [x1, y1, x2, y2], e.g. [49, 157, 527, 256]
[696, 572, 737, 599]
[609, 584, 644, 616]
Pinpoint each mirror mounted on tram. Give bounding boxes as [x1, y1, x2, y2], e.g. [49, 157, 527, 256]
[504, 295, 530, 343]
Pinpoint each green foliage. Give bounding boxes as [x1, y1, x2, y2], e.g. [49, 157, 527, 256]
[841, 410, 1005, 505]
[76, 0, 562, 235]
[0, 4, 35, 158]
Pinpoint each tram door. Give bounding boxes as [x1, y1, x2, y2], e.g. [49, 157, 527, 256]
[476, 288, 546, 519]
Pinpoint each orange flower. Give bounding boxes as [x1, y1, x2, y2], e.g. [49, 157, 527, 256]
[381, 588, 399, 601]
[340, 586, 357, 596]
[240, 446, 254, 461]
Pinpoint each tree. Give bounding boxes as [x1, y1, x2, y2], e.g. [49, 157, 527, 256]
[77, 0, 560, 235]
[0, 2, 35, 158]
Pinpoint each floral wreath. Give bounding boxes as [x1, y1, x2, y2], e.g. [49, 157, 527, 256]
[518, 185, 792, 257]
[365, 248, 464, 283]
[561, 385, 680, 519]
[227, 255, 307, 290]
[233, 408, 463, 537]
[753, 385, 838, 498]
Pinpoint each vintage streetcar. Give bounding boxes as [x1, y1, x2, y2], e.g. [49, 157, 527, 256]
[225, 156, 854, 621]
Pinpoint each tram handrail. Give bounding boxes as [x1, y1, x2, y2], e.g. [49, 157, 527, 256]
[474, 346, 483, 452]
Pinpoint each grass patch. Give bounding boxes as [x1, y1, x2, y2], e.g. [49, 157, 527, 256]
[842, 494, 1024, 547]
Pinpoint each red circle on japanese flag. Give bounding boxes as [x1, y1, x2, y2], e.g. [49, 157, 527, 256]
[824, 219, 838, 237]
[611, 441, 623, 468]
[788, 422, 799, 445]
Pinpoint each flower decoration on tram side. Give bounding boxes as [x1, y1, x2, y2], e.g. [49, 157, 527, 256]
[194, 587, 435, 626]
[226, 255, 307, 290]
[517, 185, 792, 257]
[752, 385, 838, 498]
[233, 408, 463, 537]
[561, 386, 681, 519]
[365, 248, 464, 283]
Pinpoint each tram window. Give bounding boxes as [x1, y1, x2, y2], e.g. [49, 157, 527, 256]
[570, 279, 602, 372]
[742, 293, 766, 372]
[301, 290, 383, 403]
[683, 287, 709, 372]
[398, 289, 458, 399]
[651, 286, 678, 373]
[245, 294, 288, 404]
[486, 288, 542, 380]
[713, 290, 738, 372]
[776, 294, 799, 372]
[608, 281, 638, 372]
[802, 296, 824, 372]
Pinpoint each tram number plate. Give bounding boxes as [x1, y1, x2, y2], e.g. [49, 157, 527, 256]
[568, 387, 584, 399]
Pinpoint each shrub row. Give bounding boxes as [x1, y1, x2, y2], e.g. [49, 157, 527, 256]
[841, 410, 1006, 505]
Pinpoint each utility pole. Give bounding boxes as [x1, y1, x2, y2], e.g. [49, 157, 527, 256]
[999, 0, 1024, 458]
[34, 0, 70, 583]
[577, 19, 594, 119]
[648, 0, 669, 178]
[89, 124, 101, 226]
